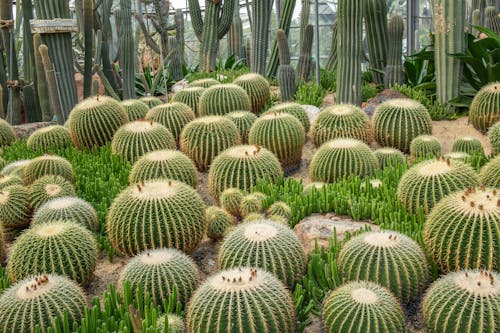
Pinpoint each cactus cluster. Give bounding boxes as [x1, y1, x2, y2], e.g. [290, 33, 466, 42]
[265, 103, 310, 134]
[145, 102, 196, 143]
[224, 111, 258, 143]
[120, 99, 150, 121]
[0, 184, 30, 229]
[469, 82, 500, 132]
[451, 136, 485, 155]
[479, 154, 500, 189]
[198, 84, 251, 116]
[0, 118, 16, 146]
[205, 206, 234, 240]
[23, 155, 74, 185]
[190, 78, 219, 89]
[171, 87, 205, 116]
[27, 125, 72, 152]
[233, 73, 271, 114]
[374, 148, 406, 169]
[409, 135, 442, 160]
[29, 175, 76, 210]
[220, 188, 244, 216]
[139, 96, 163, 108]
[487, 122, 500, 155]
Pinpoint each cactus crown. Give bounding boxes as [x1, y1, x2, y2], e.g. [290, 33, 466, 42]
[14, 274, 70, 300]
[208, 267, 267, 291]
[451, 270, 499, 296]
[131, 181, 181, 200]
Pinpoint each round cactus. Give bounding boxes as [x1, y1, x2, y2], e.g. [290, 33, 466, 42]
[27, 125, 72, 152]
[311, 104, 372, 147]
[171, 86, 205, 116]
[107, 180, 206, 255]
[111, 121, 176, 163]
[265, 102, 310, 134]
[0, 185, 30, 228]
[469, 82, 500, 132]
[374, 147, 406, 169]
[422, 270, 499, 333]
[180, 116, 241, 171]
[410, 135, 442, 160]
[190, 78, 220, 88]
[0, 274, 86, 333]
[32, 196, 99, 231]
[186, 267, 296, 333]
[145, 102, 196, 143]
[120, 99, 150, 121]
[487, 121, 500, 155]
[23, 155, 74, 185]
[0, 118, 16, 146]
[198, 84, 251, 116]
[451, 136, 485, 155]
[322, 281, 405, 333]
[119, 248, 200, 306]
[1, 159, 30, 177]
[444, 151, 471, 163]
[0, 174, 23, 191]
[8, 221, 98, 284]
[266, 201, 291, 222]
[373, 98, 433, 152]
[129, 150, 197, 187]
[205, 206, 233, 240]
[67, 96, 129, 149]
[224, 111, 258, 143]
[309, 138, 379, 183]
[220, 188, 244, 216]
[29, 175, 76, 210]
[157, 314, 185, 333]
[233, 73, 271, 114]
[338, 231, 429, 303]
[397, 158, 480, 214]
[240, 193, 264, 217]
[139, 96, 163, 108]
[479, 154, 500, 188]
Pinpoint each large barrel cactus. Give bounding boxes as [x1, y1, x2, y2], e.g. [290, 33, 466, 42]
[171, 87, 205, 116]
[190, 78, 219, 88]
[29, 175, 76, 210]
[120, 99, 150, 121]
[265, 102, 310, 133]
[487, 122, 500, 155]
[0, 119, 16, 146]
[145, 102, 196, 143]
[198, 84, 251, 116]
[479, 154, 500, 188]
[27, 125, 72, 152]
[374, 148, 406, 169]
[469, 82, 500, 133]
[0, 185, 30, 229]
[139, 96, 163, 108]
[233, 73, 271, 114]
[451, 136, 485, 155]
[409, 135, 442, 160]
[0, 175, 23, 191]
[23, 155, 74, 185]
[224, 111, 258, 143]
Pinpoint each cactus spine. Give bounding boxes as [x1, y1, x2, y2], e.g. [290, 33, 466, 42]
[297, 24, 314, 82]
[276, 29, 297, 102]
[365, 0, 388, 84]
[119, 0, 136, 99]
[384, 15, 404, 88]
[250, 0, 274, 75]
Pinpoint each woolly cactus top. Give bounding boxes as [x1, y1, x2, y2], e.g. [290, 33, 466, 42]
[481, 82, 500, 94]
[131, 180, 183, 201]
[138, 248, 185, 266]
[44, 197, 80, 210]
[224, 144, 269, 159]
[451, 187, 500, 214]
[206, 267, 270, 292]
[327, 104, 362, 115]
[325, 138, 361, 149]
[445, 152, 470, 160]
[362, 231, 403, 248]
[35, 222, 67, 238]
[415, 159, 453, 176]
[242, 220, 279, 241]
[351, 286, 380, 305]
[75, 95, 121, 110]
[384, 98, 422, 108]
[120, 121, 164, 133]
[450, 270, 499, 296]
[15, 275, 60, 300]
[142, 149, 185, 161]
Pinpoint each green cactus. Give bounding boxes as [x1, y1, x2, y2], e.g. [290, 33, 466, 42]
[129, 150, 198, 187]
[297, 24, 314, 82]
[410, 135, 442, 160]
[224, 111, 258, 143]
[33, 34, 52, 121]
[384, 14, 405, 87]
[374, 148, 406, 169]
[451, 136, 485, 155]
[1, 160, 30, 177]
[168, 36, 184, 82]
[365, 0, 388, 84]
[444, 151, 471, 163]
[338, 231, 429, 303]
[397, 158, 480, 214]
[140, 96, 163, 108]
[422, 270, 499, 333]
[206, 206, 234, 240]
[0, 185, 30, 229]
[119, 0, 136, 99]
[120, 100, 150, 122]
[145, 102, 196, 143]
[30, 175, 76, 210]
[23, 155, 74, 185]
[233, 73, 271, 114]
[487, 122, 500, 154]
[157, 314, 185, 333]
[479, 154, 500, 188]
[38, 44, 65, 124]
[485, 6, 500, 34]
[171, 87, 205, 116]
[468, 82, 500, 133]
[227, 4, 243, 59]
[27, 126, 72, 152]
[0, 274, 86, 333]
[472, 9, 481, 36]
[309, 138, 379, 183]
[208, 145, 283, 201]
[265, 102, 310, 133]
[311, 104, 372, 147]
[303, 181, 326, 193]
[250, 0, 274, 75]
[190, 78, 220, 89]
[0, 174, 23, 191]
[325, 20, 338, 71]
[0, 118, 16, 146]
[107, 180, 206, 255]
[373, 99, 433, 152]
[240, 193, 264, 217]
[220, 188, 244, 216]
[198, 84, 251, 116]
[266, 201, 291, 222]
[276, 29, 297, 102]
[186, 267, 296, 333]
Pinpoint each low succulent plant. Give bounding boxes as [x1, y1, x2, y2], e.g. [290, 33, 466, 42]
[224, 111, 258, 143]
[27, 125, 72, 152]
[157, 314, 185, 333]
[139, 96, 163, 108]
[171, 87, 205, 116]
[233, 73, 271, 114]
[451, 136, 485, 155]
[0, 118, 16, 146]
[29, 175, 77, 210]
[205, 206, 234, 240]
[374, 148, 406, 169]
[220, 188, 244, 216]
[468, 82, 500, 133]
[23, 155, 74, 185]
[487, 122, 500, 155]
[198, 84, 251, 116]
[145, 102, 196, 143]
[264, 102, 310, 134]
[0, 185, 30, 229]
[409, 135, 442, 160]
[189, 78, 219, 88]
[120, 99, 150, 121]
[479, 155, 500, 188]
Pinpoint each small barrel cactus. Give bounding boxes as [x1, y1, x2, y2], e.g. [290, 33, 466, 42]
[451, 136, 485, 155]
[220, 188, 244, 216]
[157, 314, 185, 333]
[397, 158, 480, 214]
[171, 87, 205, 116]
[487, 121, 500, 155]
[374, 147, 406, 169]
[469, 82, 500, 133]
[27, 125, 72, 152]
[0, 274, 87, 333]
[266, 201, 291, 222]
[1, 159, 30, 177]
[303, 181, 327, 193]
[422, 270, 499, 333]
[233, 73, 271, 114]
[107, 180, 206, 255]
[410, 135, 442, 160]
[373, 98, 433, 152]
[240, 193, 264, 217]
[224, 110, 258, 143]
[205, 206, 234, 240]
[479, 154, 500, 188]
[111, 121, 176, 163]
[0, 174, 23, 191]
[310, 138, 379, 183]
[139, 96, 163, 108]
[186, 267, 296, 333]
[322, 281, 405, 333]
[424, 187, 499, 272]
[311, 104, 372, 147]
[32, 196, 99, 231]
[0, 185, 30, 228]
[190, 78, 219, 88]
[180, 116, 241, 171]
[119, 248, 200, 306]
[198, 84, 251, 116]
[29, 175, 76, 210]
[129, 150, 197, 187]
[0, 118, 16, 146]
[265, 102, 310, 134]
[145, 102, 196, 143]
[8, 221, 98, 284]
[249, 112, 305, 171]
[23, 155, 74, 185]
[444, 151, 471, 163]
[120, 99, 150, 121]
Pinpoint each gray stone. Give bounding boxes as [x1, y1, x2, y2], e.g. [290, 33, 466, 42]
[301, 104, 321, 124]
[171, 79, 190, 93]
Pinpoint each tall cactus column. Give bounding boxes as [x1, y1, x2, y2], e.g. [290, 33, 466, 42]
[384, 14, 404, 88]
[251, 0, 274, 75]
[297, 24, 313, 81]
[365, 0, 388, 84]
[277, 29, 296, 101]
[119, 0, 136, 99]
[228, 4, 244, 59]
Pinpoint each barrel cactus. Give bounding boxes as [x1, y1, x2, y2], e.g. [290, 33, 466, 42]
[397, 158, 480, 214]
[338, 231, 429, 303]
[410, 135, 442, 160]
[145, 102, 196, 143]
[27, 125, 72, 152]
[0, 118, 16, 146]
[1, 159, 30, 177]
[171, 87, 205, 116]
[107, 180, 206, 255]
[119, 248, 200, 306]
[29, 175, 76, 210]
[373, 98, 433, 152]
[422, 270, 499, 333]
[8, 221, 98, 284]
[67, 96, 129, 149]
[139, 96, 163, 108]
[233, 73, 271, 114]
[479, 155, 500, 188]
[374, 147, 406, 169]
[311, 104, 372, 147]
[310, 138, 379, 183]
[451, 136, 484, 155]
[266, 201, 291, 222]
[220, 188, 244, 216]
[322, 281, 405, 333]
[205, 206, 234, 240]
[488, 122, 500, 155]
[469, 82, 500, 132]
[180, 116, 241, 171]
[120, 99, 150, 121]
[157, 314, 185, 333]
[190, 78, 219, 88]
[224, 111, 258, 143]
[303, 182, 327, 193]
[0, 174, 23, 191]
[265, 102, 310, 134]
[444, 151, 471, 163]
[186, 268, 296, 333]
[198, 84, 251, 116]
[240, 193, 264, 217]
[129, 150, 197, 187]
[23, 155, 74, 185]
[0, 185, 30, 228]
[0, 274, 87, 333]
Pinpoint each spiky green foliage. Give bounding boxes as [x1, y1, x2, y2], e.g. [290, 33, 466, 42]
[190, 78, 220, 88]
[249, 113, 305, 171]
[322, 281, 405, 333]
[29, 175, 76, 210]
[198, 84, 251, 116]
[0, 174, 23, 190]
[171, 87, 205, 116]
[266, 201, 291, 221]
[265, 102, 310, 134]
[206, 206, 234, 240]
[32, 196, 99, 232]
[338, 231, 429, 303]
[220, 188, 244, 216]
[23, 155, 74, 185]
[120, 99, 150, 121]
[488, 122, 500, 155]
[422, 270, 499, 333]
[479, 155, 500, 188]
[0, 118, 16, 146]
[410, 135, 442, 160]
[107, 180, 206, 255]
[469, 82, 500, 132]
[233, 73, 271, 114]
[224, 111, 258, 143]
[374, 148, 406, 169]
[444, 151, 471, 163]
[451, 136, 485, 155]
[119, 248, 199, 306]
[68, 96, 129, 149]
[373, 99, 433, 152]
[397, 158, 480, 214]
[240, 193, 264, 217]
[180, 116, 241, 171]
[26, 125, 72, 152]
[111, 121, 176, 163]
[139, 96, 163, 108]
[186, 268, 296, 333]
[311, 104, 372, 147]
[309, 139, 379, 183]
[157, 314, 185, 333]
[129, 150, 197, 187]
[145, 102, 196, 143]
[0, 274, 86, 333]
[0, 185, 30, 228]
[1, 159, 30, 177]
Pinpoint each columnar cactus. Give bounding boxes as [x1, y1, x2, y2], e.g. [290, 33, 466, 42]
[198, 84, 251, 116]
[322, 281, 405, 333]
[27, 125, 72, 152]
[0, 175, 23, 191]
[297, 24, 314, 81]
[120, 100, 150, 121]
[338, 231, 429, 303]
[0, 118, 16, 146]
[240, 193, 264, 217]
[373, 99, 433, 152]
[220, 188, 244, 216]
[140, 96, 163, 108]
[265, 102, 310, 133]
[384, 14, 405, 87]
[145, 102, 196, 143]
[119, 0, 135, 99]
[23, 155, 74, 185]
[266, 201, 292, 222]
[186, 268, 296, 333]
[311, 104, 372, 147]
[227, 4, 243, 59]
[233, 73, 271, 114]
[107, 180, 206, 255]
[157, 314, 185, 333]
[487, 122, 500, 154]
[365, 0, 388, 84]
[451, 136, 485, 155]
[250, 0, 274, 75]
[325, 20, 338, 71]
[0, 185, 30, 229]
[276, 29, 297, 102]
[485, 5, 500, 34]
[190, 78, 219, 89]
[205, 206, 234, 240]
[479, 155, 500, 188]
[468, 82, 500, 132]
[1, 160, 30, 178]
[171, 87, 206, 116]
[29, 175, 76, 210]
[374, 148, 406, 169]
[410, 135, 442, 160]
[224, 111, 258, 143]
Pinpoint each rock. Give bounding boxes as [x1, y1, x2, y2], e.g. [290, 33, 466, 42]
[301, 104, 321, 124]
[13, 122, 55, 139]
[190, 239, 219, 280]
[293, 213, 379, 253]
[363, 89, 407, 117]
[171, 79, 189, 93]
[322, 93, 335, 108]
[303, 315, 322, 333]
